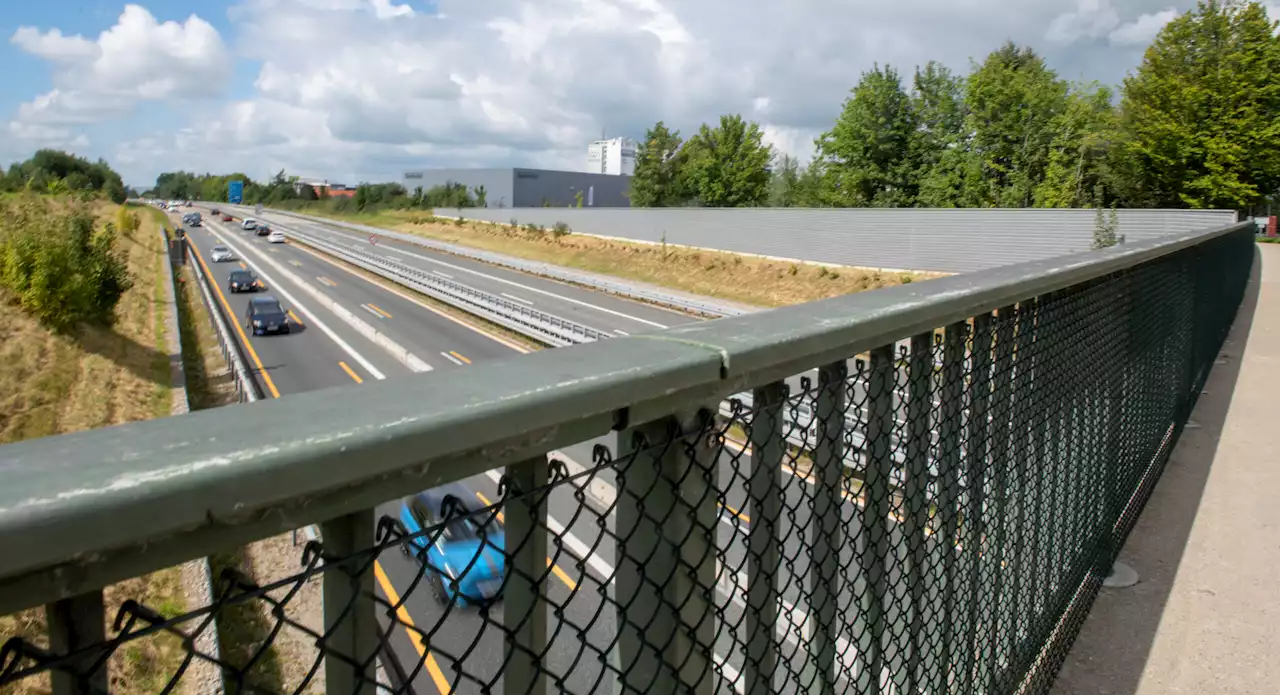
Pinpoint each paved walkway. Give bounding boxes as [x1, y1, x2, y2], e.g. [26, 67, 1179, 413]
[1052, 244, 1280, 694]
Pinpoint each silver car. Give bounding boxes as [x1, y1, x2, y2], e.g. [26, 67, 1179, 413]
[210, 246, 234, 263]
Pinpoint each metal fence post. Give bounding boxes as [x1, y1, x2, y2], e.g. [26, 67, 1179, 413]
[746, 381, 787, 695]
[934, 321, 967, 694]
[859, 345, 896, 695]
[504, 456, 549, 695]
[321, 509, 379, 694]
[898, 333, 934, 693]
[961, 313, 994, 694]
[811, 361, 847, 695]
[46, 591, 107, 695]
[616, 409, 718, 695]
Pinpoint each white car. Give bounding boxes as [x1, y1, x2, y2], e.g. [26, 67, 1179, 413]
[267, 231, 286, 244]
[210, 246, 234, 262]
[242, 218, 258, 231]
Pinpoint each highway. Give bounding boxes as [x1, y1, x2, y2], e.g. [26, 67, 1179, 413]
[175, 209, 932, 693]
[210, 204, 695, 336]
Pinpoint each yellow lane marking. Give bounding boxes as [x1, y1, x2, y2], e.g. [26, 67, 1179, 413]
[722, 503, 751, 524]
[372, 562, 452, 694]
[287, 310, 304, 326]
[288, 260, 303, 267]
[238, 262, 248, 269]
[474, 492, 577, 590]
[187, 238, 281, 398]
[317, 275, 336, 287]
[449, 351, 471, 365]
[339, 361, 362, 384]
[368, 303, 392, 319]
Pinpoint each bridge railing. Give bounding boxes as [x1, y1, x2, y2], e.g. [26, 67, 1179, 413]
[0, 222, 1253, 695]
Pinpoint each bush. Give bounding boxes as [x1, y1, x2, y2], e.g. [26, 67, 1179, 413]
[552, 221, 571, 238]
[0, 196, 133, 332]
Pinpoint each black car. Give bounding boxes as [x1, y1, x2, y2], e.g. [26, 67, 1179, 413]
[246, 296, 290, 335]
[255, 223, 271, 237]
[211, 207, 220, 216]
[228, 270, 262, 293]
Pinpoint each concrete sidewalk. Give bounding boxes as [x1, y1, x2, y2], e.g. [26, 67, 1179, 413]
[1052, 244, 1280, 694]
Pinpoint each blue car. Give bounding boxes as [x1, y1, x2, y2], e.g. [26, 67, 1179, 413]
[399, 483, 506, 606]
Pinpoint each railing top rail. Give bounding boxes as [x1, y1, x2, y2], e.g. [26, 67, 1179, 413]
[0, 220, 1250, 612]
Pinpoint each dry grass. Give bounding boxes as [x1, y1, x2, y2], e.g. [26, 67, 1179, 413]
[300, 209, 942, 308]
[0, 201, 190, 695]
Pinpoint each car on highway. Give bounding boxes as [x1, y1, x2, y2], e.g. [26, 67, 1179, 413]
[221, 213, 233, 222]
[245, 296, 290, 335]
[227, 269, 262, 293]
[210, 246, 234, 263]
[399, 484, 506, 607]
[267, 231, 286, 244]
[183, 212, 202, 227]
[210, 207, 220, 216]
[242, 218, 258, 231]
[254, 223, 271, 237]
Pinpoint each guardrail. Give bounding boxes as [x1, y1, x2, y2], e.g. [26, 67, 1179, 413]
[0, 221, 1253, 695]
[185, 234, 261, 403]
[224, 203, 749, 317]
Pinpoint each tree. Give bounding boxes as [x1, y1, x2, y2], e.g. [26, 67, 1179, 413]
[629, 121, 686, 207]
[1034, 83, 1118, 208]
[910, 62, 972, 207]
[474, 185, 488, 207]
[768, 153, 802, 206]
[1116, 1, 1280, 209]
[679, 114, 773, 207]
[966, 43, 1069, 207]
[814, 65, 917, 207]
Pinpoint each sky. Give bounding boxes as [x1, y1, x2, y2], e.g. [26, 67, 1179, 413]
[0, 0, 1268, 189]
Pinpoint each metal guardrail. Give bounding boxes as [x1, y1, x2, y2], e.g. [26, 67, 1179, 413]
[0, 221, 1254, 695]
[185, 235, 261, 403]
[228, 203, 748, 318]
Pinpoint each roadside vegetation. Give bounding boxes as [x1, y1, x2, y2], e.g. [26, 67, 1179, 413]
[0, 194, 187, 695]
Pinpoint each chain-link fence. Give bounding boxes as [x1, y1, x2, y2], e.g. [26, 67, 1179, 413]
[0, 225, 1253, 695]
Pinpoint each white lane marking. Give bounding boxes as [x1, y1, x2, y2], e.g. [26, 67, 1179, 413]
[614, 329, 629, 336]
[431, 270, 452, 279]
[361, 304, 384, 319]
[500, 292, 533, 306]
[305, 228, 669, 329]
[205, 223, 388, 380]
[440, 351, 464, 366]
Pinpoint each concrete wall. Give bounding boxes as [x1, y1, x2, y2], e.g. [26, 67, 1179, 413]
[403, 168, 633, 208]
[435, 207, 1239, 273]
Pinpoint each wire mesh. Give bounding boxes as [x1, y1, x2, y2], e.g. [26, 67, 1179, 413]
[0, 229, 1252, 695]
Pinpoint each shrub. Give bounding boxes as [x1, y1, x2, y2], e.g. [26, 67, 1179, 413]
[552, 221, 571, 238]
[0, 196, 133, 332]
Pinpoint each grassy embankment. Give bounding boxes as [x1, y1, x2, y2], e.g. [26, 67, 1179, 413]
[272, 203, 938, 308]
[0, 198, 186, 695]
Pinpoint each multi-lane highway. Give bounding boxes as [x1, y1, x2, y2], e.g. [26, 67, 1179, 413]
[174, 208, 914, 693]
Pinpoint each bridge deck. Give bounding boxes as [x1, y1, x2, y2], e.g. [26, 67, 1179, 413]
[1053, 243, 1280, 695]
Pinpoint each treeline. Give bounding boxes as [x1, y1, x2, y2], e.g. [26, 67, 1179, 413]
[1, 149, 130, 204]
[632, 1, 1280, 212]
[147, 169, 482, 215]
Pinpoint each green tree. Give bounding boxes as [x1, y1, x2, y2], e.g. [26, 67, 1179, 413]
[629, 121, 686, 207]
[1116, 1, 1280, 209]
[966, 43, 1069, 207]
[815, 64, 917, 207]
[1034, 83, 1118, 208]
[679, 114, 773, 207]
[768, 153, 802, 206]
[910, 61, 973, 206]
[474, 185, 488, 207]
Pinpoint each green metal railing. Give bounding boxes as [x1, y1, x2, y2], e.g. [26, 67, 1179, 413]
[0, 222, 1254, 694]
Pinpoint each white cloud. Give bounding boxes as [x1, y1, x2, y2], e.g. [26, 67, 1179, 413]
[1108, 9, 1179, 46]
[3, 0, 1219, 183]
[6, 5, 229, 130]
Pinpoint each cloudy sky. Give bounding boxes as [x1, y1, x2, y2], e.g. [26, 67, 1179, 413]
[0, 0, 1253, 188]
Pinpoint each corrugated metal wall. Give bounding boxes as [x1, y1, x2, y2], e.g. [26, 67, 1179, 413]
[434, 207, 1238, 273]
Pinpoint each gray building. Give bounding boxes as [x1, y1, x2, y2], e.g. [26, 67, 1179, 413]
[402, 168, 632, 208]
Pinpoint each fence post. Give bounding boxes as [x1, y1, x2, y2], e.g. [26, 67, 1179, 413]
[615, 409, 718, 695]
[859, 345, 896, 694]
[46, 591, 107, 695]
[504, 457, 549, 695]
[746, 382, 787, 695]
[811, 361, 847, 695]
[897, 332, 935, 693]
[320, 509, 379, 694]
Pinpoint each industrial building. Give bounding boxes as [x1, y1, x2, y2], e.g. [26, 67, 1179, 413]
[587, 137, 637, 176]
[401, 168, 632, 208]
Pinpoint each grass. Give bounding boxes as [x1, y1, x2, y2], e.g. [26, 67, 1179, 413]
[0, 201, 189, 695]
[285, 207, 939, 308]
